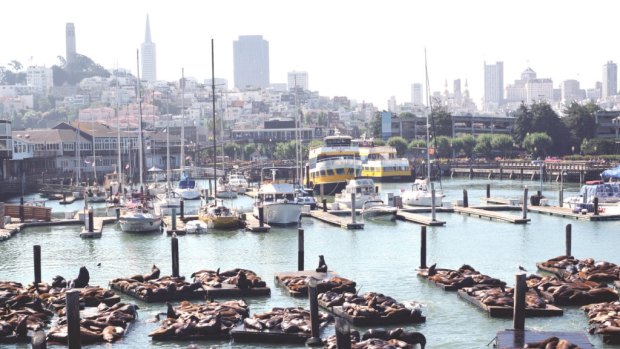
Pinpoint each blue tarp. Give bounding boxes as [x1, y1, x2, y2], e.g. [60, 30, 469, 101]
[601, 165, 620, 179]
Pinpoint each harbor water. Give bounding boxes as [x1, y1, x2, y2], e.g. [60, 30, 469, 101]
[1, 178, 618, 348]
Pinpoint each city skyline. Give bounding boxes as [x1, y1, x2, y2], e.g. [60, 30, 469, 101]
[2, 0, 620, 109]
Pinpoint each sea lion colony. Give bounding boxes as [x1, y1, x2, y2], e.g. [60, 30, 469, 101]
[148, 299, 248, 340]
[318, 291, 423, 321]
[461, 284, 550, 309]
[323, 328, 426, 349]
[0, 281, 53, 342]
[279, 275, 356, 295]
[581, 301, 620, 340]
[539, 256, 620, 283]
[242, 306, 333, 334]
[420, 264, 506, 290]
[191, 268, 267, 289]
[110, 265, 203, 302]
[526, 274, 618, 306]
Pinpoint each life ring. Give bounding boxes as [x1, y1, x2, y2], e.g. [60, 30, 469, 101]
[599, 207, 606, 213]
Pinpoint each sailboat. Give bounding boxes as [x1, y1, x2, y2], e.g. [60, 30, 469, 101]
[155, 112, 181, 216]
[198, 39, 241, 229]
[215, 95, 238, 199]
[119, 50, 162, 233]
[174, 68, 201, 200]
[401, 50, 444, 208]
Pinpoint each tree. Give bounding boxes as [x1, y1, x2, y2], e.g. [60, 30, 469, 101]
[512, 102, 534, 146]
[373, 139, 386, 146]
[8, 60, 22, 72]
[434, 136, 452, 158]
[387, 136, 408, 157]
[408, 139, 426, 151]
[223, 142, 241, 160]
[530, 102, 570, 155]
[243, 143, 257, 160]
[490, 134, 514, 158]
[562, 101, 598, 148]
[524, 132, 553, 158]
[458, 135, 476, 158]
[474, 134, 494, 159]
[450, 137, 464, 157]
[308, 139, 324, 150]
[398, 112, 415, 118]
[274, 141, 297, 160]
[430, 106, 453, 137]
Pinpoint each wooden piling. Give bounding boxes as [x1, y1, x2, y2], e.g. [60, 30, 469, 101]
[565, 224, 572, 257]
[559, 189, 564, 208]
[486, 184, 491, 198]
[335, 316, 351, 349]
[593, 197, 599, 216]
[258, 205, 264, 227]
[306, 277, 322, 346]
[171, 236, 179, 278]
[31, 330, 47, 348]
[420, 226, 427, 269]
[431, 183, 436, 221]
[33, 245, 41, 284]
[322, 199, 327, 212]
[350, 193, 356, 224]
[19, 197, 24, 223]
[88, 208, 94, 233]
[522, 187, 528, 219]
[66, 289, 81, 348]
[513, 273, 526, 330]
[171, 208, 177, 231]
[463, 189, 468, 208]
[115, 208, 120, 221]
[298, 228, 304, 271]
[180, 200, 185, 219]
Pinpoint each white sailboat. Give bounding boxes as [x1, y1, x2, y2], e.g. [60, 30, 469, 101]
[119, 50, 162, 233]
[155, 112, 181, 216]
[174, 68, 201, 200]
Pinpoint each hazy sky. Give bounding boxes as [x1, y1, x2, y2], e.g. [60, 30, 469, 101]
[2, 0, 618, 109]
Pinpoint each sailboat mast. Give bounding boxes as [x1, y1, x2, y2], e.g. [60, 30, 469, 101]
[137, 49, 144, 187]
[92, 113, 97, 185]
[424, 49, 432, 181]
[180, 68, 185, 173]
[115, 72, 122, 186]
[76, 116, 81, 184]
[211, 38, 217, 198]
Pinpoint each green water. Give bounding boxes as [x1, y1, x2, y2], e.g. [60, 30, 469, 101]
[1, 178, 617, 348]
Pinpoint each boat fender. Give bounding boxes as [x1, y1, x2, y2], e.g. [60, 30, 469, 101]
[599, 207, 605, 213]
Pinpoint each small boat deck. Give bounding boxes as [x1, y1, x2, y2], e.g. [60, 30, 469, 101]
[309, 210, 363, 229]
[244, 213, 270, 232]
[496, 329, 593, 349]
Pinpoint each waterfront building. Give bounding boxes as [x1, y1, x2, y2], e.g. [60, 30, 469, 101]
[484, 61, 504, 111]
[287, 71, 308, 91]
[66, 23, 76, 65]
[602, 61, 617, 99]
[230, 118, 315, 144]
[233, 35, 270, 89]
[141, 15, 157, 83]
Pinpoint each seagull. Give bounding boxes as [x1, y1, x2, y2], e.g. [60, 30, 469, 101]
[96, 263, 101, 267]
[518, 265, 527, 272]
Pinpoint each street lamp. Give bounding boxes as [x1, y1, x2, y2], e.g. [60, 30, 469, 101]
[531, 158, 544, 196]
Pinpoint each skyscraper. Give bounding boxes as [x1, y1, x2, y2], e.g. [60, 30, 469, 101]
[411, 83, 423, 106]
[65, 23, 76, 65]
[141, 15, 157, 83]
[602, 61, 617, 99]
[233, 35, 270, 89]
[287, 71, 308, 90]
[484, 61, 504, 109]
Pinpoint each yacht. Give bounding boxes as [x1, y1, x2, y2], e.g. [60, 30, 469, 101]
[119, 198, 162, 233]
[227, 172, 249, 193]
[198, 202, 241, 229]
[564, 180, 620, 209]
[308, 130, 362, 196]
[185, 220, 208, 234]
[174, 176, 201, 200]
[215, 177, 238, 199]
[361, 199, 397, 221]
[253, 168, 302, 225]
[401, 178, 444, 207]
[334, 178, 381, 209]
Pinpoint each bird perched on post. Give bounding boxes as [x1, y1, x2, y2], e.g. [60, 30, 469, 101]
[518, 265, 527, 273]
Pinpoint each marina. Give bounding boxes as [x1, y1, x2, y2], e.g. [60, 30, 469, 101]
[1, 178, 620, 348]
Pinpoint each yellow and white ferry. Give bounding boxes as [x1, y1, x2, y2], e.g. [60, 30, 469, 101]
[308, 131, 361, 195]
[356, 137, 412, 182]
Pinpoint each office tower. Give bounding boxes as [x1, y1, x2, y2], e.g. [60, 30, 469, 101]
[484, 61, 504, 109]
[287, 71, 308, 90]
[233, 35, 270, 89]
[453, 79, 462, 104]
[66, 23, 76, 65]
[561, 80, 583, 104]
[411, 83, 423, 106]
[141, 15, 157, 83]
[602, 61, 617, 99]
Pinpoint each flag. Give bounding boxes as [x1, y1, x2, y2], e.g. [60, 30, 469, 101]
[84, 159, 91, 164]
[125, 164, 130, 170]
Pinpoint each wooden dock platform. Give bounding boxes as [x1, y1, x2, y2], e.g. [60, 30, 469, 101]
[396, 209, 446, 226]
[244, 213, 270, 232]
[457, 289, 563, 318]
[79, 216, 113, 238]
[308, 210, 363, 229]
[163, 216, 186, 235]
[527, 205, 620, 221]
[230, 324, 310, 344]
[274, 270, 356, 297]
[320, 303, 425, 326]
[496, 330, 593, 349]
[453, 206, 530, 224]
[480, 197, 522, 206]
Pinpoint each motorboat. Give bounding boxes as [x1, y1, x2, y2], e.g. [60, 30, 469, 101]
[85, 186, 107, 203]
[198, 203, 241, 229]
[154, 190, 182, 216]
[253, 183, 302, 225]
[216, 178, 238, 199]
[361, 199, 397, 221]
[185, 220, 208, 234]
[227, 172, 249, 193]
[334, 178, 381, 209]
[119, 199, 162, 233]
[564, 180, 620, 208]
[401, 178, 444, 207]
[294, 195, 317, 210]
[174, 177, 201, 200]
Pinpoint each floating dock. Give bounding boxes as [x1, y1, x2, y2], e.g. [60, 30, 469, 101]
[109, 279, 206, 303]
[495, 330, 593, 349]
[230, 324, 311, 344]
[308, 210, 363, 229]
[202, 283, 271, 299]
[274, 270, 356, 297]
[396, 209, 446, 226]
[318, 302, 425, 326]
[527, 205, 620, 221]
[457, 289, 563, 318]
[480, 197, 522, 206]
[244, 213, 270, 232]
[453, 206, 530, 224]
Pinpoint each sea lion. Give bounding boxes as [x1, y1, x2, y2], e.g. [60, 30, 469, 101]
[51, 275, 67, 289]
[362, 328, 389, 340]
[69, 266, 90, 288]
[166, 302, 178, 319]
[143, 265, 160, 281]
[316, 255, 328, 273]
[236, 271, 250, 289]
[398, 331, 427, 349]
[427, 263, 437, 276]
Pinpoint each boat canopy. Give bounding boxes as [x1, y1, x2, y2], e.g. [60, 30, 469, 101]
[601, 165, 620, 180]
[178, 180, 196, 189]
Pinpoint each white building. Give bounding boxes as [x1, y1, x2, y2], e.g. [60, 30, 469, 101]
[526, 78, 553, 102]
[602, 61, 617, 99]
[26, 66, 53, 96]
[484, 61, 504, 111]
[560, 80, 585, 104]
[411, 83, 423, 106]
[287, 71, 308, 90]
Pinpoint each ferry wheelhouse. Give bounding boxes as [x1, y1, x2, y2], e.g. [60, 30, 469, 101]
[308, 131, 361, 195]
